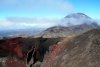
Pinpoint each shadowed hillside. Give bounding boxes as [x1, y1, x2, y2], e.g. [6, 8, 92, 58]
[0, 37, 62, 67]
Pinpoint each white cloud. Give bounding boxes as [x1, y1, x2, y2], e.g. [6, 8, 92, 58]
[35, 0, 73, 11]
[0, 0, 74, 30]
[0, 0, 73, 13]
[0, 18, 58, 30]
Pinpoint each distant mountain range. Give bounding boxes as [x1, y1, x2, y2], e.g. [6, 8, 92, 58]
[35, 13, 100, 38]
[0, 13, 100, 38]
[0, 27, 44, 39]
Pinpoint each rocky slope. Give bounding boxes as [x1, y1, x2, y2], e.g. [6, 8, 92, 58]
[41, 29, 100, 67]
[1, 29, 100, 67]
[39, 22, 99, 38]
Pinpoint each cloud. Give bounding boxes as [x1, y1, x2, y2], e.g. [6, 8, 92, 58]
[34, 0, 73, 11]
[0, 0, 73, 30]
[0, 15, 99, 30]
[0, 0, 73, 14]
[0, 18, 58, 30]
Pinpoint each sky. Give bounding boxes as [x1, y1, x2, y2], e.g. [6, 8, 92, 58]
[0, 0, 100, 30]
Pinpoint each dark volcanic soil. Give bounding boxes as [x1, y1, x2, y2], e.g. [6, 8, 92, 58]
[1, 29, 100, 67]
[0, 37, 62, 67]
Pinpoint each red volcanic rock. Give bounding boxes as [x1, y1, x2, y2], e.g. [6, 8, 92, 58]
[0, 37, 23, 58]
[41, 44, 64, 67]
[13, 44, 23, 58]
[5, 57, 27, 67]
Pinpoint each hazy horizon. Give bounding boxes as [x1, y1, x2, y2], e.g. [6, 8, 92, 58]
[0, 0, 100, 30]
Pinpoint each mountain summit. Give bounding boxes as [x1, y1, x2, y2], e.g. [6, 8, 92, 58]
[61, 13, 95, 26]
[36, 13, 100, 38]
[65, 13, 91, 19]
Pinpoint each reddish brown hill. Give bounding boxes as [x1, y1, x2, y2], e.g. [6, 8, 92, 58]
[0, 37, 61, 67]
[5, 57, 27, 67]
[0, 37, 23, 58]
